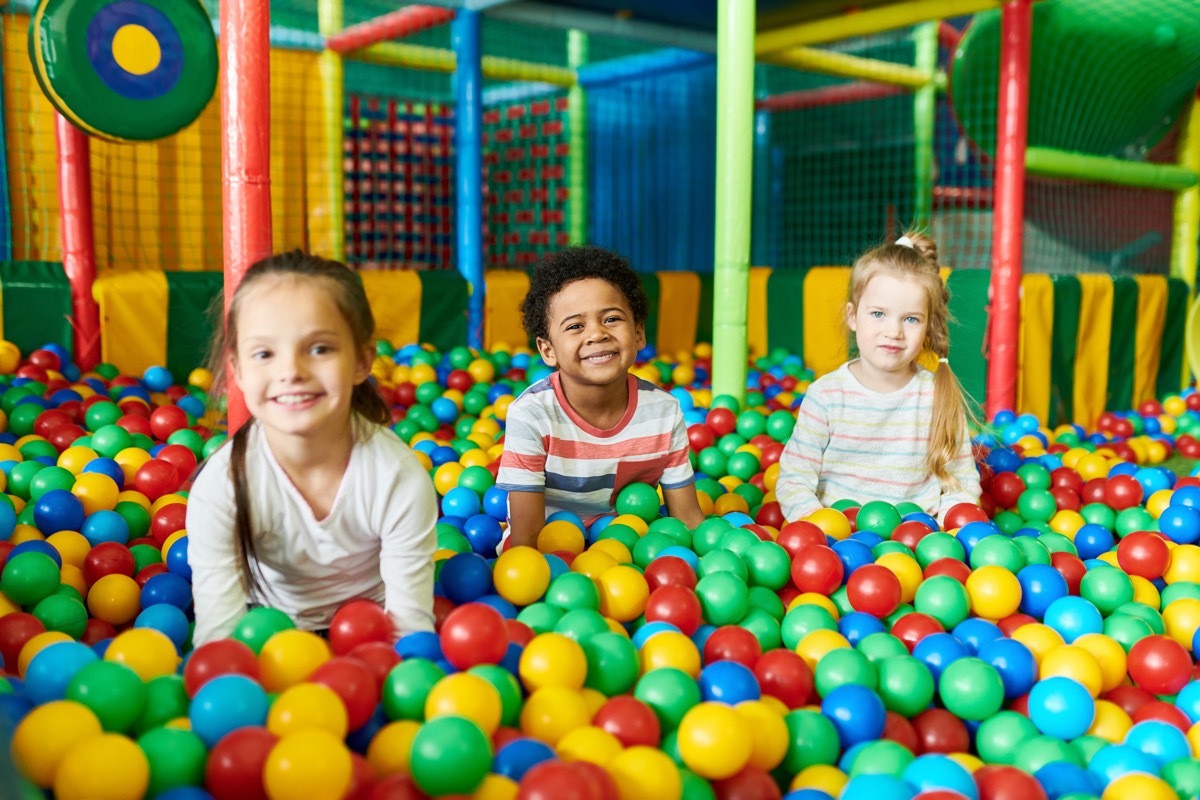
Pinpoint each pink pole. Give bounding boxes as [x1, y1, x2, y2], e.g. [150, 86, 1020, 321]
[325, 5, 455, 53]
[54, 115, 100, 371]
[221, 0, 273, 432]
[756, 81, 906, 112]
[985, 0, 1032, 419]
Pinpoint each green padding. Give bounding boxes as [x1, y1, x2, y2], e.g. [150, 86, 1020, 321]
[766, 269, 806, 357]
[1107, 277, 1138, 411]
[1158, 277, 1189, 398]
[696, 273, 714, 346]
[946, 270, 990, 417]
[639, 273, 660, 354]
[1049, 276, 1081, 427]
[165, 272, 223, 382]
[418, 271, 469, 351]
[0, 262, 73, 358]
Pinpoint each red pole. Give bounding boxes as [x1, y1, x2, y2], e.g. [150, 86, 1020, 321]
[54, 115, 100, 371]
[221, 0, 273, 432]
[755, 81, 906, 113]
[325, 5, 454, 53]
[985, 0, 1032, 420]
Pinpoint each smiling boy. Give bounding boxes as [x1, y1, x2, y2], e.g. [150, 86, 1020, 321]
[496, 246, 706, 549]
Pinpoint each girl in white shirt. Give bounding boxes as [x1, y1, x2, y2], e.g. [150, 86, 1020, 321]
[186, 251, 437, 645]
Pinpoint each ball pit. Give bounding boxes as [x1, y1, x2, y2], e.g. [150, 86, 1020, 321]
[0, 341, 1196, 798]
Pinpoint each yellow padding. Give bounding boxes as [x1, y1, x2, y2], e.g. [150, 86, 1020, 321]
[93, 272, 168, 374]
[271, 49, 316, 253]
[656, 271, 699, 359]
[361, 271, 421, 349]
[1017, 274, 1053, 422]
[1075, 275, 1113, 428]
[748, 267, 771, 359]
[485, 270, 530, 349]
[804, 266, 852, 378]
[1133, 275, 1167, 406]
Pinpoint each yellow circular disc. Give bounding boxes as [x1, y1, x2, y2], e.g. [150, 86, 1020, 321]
[111, 25, 161, 75]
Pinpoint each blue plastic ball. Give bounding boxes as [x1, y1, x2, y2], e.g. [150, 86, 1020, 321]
[32, 489, 84, 534]
[838, 776, 913, 800]
[1034, 762, 1100, 800]
[441, 487, 482, 519]
[901, 754, 977, 799]
[912, 632, 969, 681]
[1017, 564, 1069, 619]
[82, 458, 125, 489]
[394, 631, 443, 661]
[189, 675, 269, 747]
[1042, 596, 1103, 643]
[437, 553, 493, 604]
[135, 603, 191, 651]
[1123, 719, 1192, 766]
[462, 514, 503, 556]
[1028, 676, 1095, 739]
[24, 641, 97, 705]
[8, 540, 62, 568]
[1086, 743, 1161, 787]
[482, 486, 508, 521]
[698, 660, 761, 705]
[951, 618, 1003, 655]
[493, 738, 556, 781]
[81, 510, 131, 547]
[977, 637, 1037, 700]
[142, 366, 174, 392]
[838, 611, 886, 647]
[821, 683, 886, 748]
[1157, 505, 1200, 545]
[140, 572, 192, 610]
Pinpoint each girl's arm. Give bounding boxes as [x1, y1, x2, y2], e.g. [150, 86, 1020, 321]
[185, 466, 251, 646]
[505, 490, 546, 549]
[938, 419, 983, 521]
[379, 452, 439, 636]
[774, 394, 831, 522]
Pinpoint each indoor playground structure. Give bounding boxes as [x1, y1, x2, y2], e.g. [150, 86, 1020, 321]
[2, 0, 1200, 799]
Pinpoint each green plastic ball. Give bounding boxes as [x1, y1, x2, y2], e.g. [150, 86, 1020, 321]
[856, 501, 902, 537]
[582, 632, 640, 697]
[975, 711, 1039, 765]
[876, 655, 935, 717]
[230, 607, 296, 654]
[66, 660, 147, 732]
[694, 571, 749, 626]
[937, 657, 1005, 721]
[913, 574, 971, 630]
[615, 482, 661, 522]
[544, 573, 600, 612]
[515, 603, 564, 634]
[32, 594, 88, 638]
[1, 551, 61, 607]
[634, 667, 701, 731]
[137, 726, 207, 796]
[410, 716, 491, 796]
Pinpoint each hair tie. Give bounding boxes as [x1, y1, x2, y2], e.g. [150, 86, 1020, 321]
[938, 357, 949, 364]
[895, 236, 915, 249]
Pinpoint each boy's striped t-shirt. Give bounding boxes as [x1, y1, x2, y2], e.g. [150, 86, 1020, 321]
[775, 362, 980, 522]
[496, 371, 695, 523]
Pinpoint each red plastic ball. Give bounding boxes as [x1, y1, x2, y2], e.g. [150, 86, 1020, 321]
[1081, 478, 1108, 505]
[311, 656, 380, 730]
[593, 695, 661, 748]
[703, 625, 762, 669]
[882, 711, 919, 752]
[48, 423, 87, 451]
[846, 564, 902, 618]
[988, 473, 1026, 509]
[996, 613, 1038, 637]
[184, 639, 261, 697]
[0, 613, 45, 673]
[1116, 531, 1170, 580]
[366, 774, 429, 800]
[205, 726, 278, 800]
[644, 585, 702, 636]
[133, 459, 183, 501]
[83, 541, 137, 585]
[1104, 475, 1144, 511]
[776, 521, 827, 559]
[912, 708, 969, 754]
[439, 602, 508, 669]
[346, 642, 401, 692]
[345, 753, 376, 800]
[149, 404, 191, 441]
[117, 414, 154, 438]
[504, 619, 535, 648]
[157, 443, 199, 481]
[1131, 699, 1192, 731]
[81, 618, 117, 646]
[1128, 635, 1191, 695]
[330, 600, 394, 656]
[643, 556, 698, 593]
[687, 424, 715, 453]
[892, 521, 935, 552]
[33, 409, 72, 439]
[518, 761, 618, 800]
[135, 563, 170, 587]
[790, 545, 844, 595]
[753, 648, 813, 709]
[890, 612, 944, 652]
[150, 503, 189, 546]
[1050, 552, 1086, 595]
[755, 502, 786, 530]
[943, 503, 988, 531]
[1050, 467, 1084, 494]
[706, 408, 737, 437]
[712, 766, 782, 800]
[923, 558, 971, 585]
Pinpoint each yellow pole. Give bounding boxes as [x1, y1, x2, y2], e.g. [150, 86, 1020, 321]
[313, 0, 345, 261]
[348, 42, 577, 87]
[757, 0, 1003, 52]
[1172, 92, 1200, 291]
[764, 46, 944, 90]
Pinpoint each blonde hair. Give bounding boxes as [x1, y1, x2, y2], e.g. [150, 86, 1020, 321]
[848, 232, 974, 487]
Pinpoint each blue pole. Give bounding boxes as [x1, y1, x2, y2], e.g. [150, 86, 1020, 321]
[751, 108, 771, 267]
[453, 9, 483, 349]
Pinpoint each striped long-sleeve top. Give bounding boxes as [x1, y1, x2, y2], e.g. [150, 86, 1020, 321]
[775, 362, 981, 523]
[496, 371, 695, 524]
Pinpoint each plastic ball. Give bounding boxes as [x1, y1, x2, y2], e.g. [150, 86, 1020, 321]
[937, 657, 1005, 721]
[103, 627, 179, 681]
[1028, 676, 1095, 739]
[258, 630, 332, 693]
[189, 674, 270, 747]
[678, 701, 753, 779]
[327, 600, 393, 655]
[264, 729, 352, 800]
[1128, 635, 1192, 695]
[54, 732, 149, 800]
[10, 699, 104, 788]
[267, 682, 349, 739]
[493, 546, 552, 606]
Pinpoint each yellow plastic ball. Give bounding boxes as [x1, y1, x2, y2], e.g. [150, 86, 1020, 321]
[1010, 623, 1065, 667]
[570, 549, 618, 580]
[806, 508, 851, 541]
[433, 463, 465, 496]
[519, 633, 588, 692]
[796, 629, 850, 671]
[427, 672, 503, 737]
[519, 686, 591, 745]
[1146, 489, 1174, 519]
[115, 490, 150, 511]
[11, 700, 103, 787]
[607, 746, 683, 799]
[791, 765, 849, 795]
[735, 700, 789, 771]
[537, 520, 586, 556]
[268, 682, 349, 739]
[10, 524, 44, 545]
[1166, 545, 1200, 584]
[677, 702, 753, 780]
[59, 565, 86, 597]
[114, 447, 153, 484]
[492, 546, 551, 606]
[366, 720, 420, 777]
[875, 553, 923, 604]
[56, 445, 97, 475]
[1075, 453, 1111, 481]
[965, 565, 1022, 620]
[1039, 644, 1103, 697]
[87, 574, 142, 625]
[640, 630, 701, 678]
[1087, 699, 1133, 742]
[474, 774, 519, 800]
[1073, 633, 1127, 694]
[597, 565, 649, 622]
[258, 630, 333, 693]
[1129, 575, 1161, 609]
[714, 493, 750, 516]
[556, 725, 623, 765]
[789, 593, 840, 618]
[70, 472, 122, 515]
[104, 628, 180, 682]
[1101, 772, 1178, 800]
[610, 514, 649, 535]
[46, 531, 91, 569]
[54, 733, 149, 800]
[187, 368, 213, 391]
[263, 729, 353, 800]
[1049, 510, 1085, 538]
[1163, 597, 1200, 650]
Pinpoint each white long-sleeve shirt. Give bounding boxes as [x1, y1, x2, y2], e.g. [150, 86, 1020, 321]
[775, 362, 981, 524]
[186, 420, 437, 646]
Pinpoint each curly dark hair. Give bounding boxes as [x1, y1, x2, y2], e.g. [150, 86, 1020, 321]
[520, 246, 649, 342]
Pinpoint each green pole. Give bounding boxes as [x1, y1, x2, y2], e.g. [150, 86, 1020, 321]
[568, 30, 589, 245]
[713, 0, 755, 405]
[912, 21, 938, 230]
[1025, 147, 1198, 191]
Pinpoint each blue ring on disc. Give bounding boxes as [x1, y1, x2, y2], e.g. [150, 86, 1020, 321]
[85, 1, 182, 101]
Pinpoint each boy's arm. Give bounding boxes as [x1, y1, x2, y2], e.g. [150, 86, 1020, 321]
[505, 490, 546, 550]
[663, 485, 706, 529]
